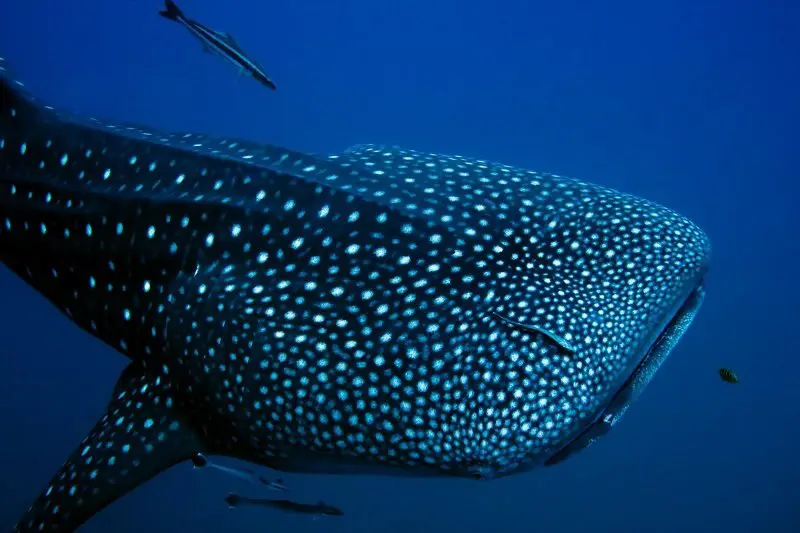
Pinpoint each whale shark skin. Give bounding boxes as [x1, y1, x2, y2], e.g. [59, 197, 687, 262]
[0, 57, 710, 531]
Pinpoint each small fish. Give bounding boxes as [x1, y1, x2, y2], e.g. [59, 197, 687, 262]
[490, 310, 576, 354]
[719, 368, 739, 384]
[191, 453, 273, 487]
[224, 493, 344, 517]
[158, 0, 277, 90]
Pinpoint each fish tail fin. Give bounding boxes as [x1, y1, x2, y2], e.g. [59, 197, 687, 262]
[13, 362, 206, 532]
[158, 0, 184, 21]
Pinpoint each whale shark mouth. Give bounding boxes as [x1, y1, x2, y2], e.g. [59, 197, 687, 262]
[543, 280, 707, 466]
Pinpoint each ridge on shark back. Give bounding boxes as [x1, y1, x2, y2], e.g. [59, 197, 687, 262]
[0, 55, 711, 532]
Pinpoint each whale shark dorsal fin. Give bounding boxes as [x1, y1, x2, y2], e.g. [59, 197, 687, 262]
[15, 362, 205, 532]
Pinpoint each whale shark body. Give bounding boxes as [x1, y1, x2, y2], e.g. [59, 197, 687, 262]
[0, 56, 711, 532]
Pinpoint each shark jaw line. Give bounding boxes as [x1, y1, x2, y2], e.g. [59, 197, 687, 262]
[544, 277, 707, 466]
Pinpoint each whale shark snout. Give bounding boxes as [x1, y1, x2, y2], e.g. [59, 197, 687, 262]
[446, 175, 712, 474]
[521, 193, 712, 468]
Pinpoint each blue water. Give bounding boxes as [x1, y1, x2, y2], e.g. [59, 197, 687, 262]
[1, 1, 798, 532]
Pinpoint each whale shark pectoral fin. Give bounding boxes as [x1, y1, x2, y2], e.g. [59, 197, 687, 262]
[14, 363, 204, 533]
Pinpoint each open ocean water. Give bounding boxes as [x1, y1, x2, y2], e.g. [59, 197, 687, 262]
[0, 1, 798, 532]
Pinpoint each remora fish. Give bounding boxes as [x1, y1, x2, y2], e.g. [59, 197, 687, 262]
[158, 0, 277, 90]
[0, 56, 711, 532]
[224, 494, 343, 516]
[191, 452, 288, 490]
[191, 453, 268, 486]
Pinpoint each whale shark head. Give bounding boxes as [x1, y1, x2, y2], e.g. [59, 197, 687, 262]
[313, 145, 711, 476]
[0, 55, 710, 532]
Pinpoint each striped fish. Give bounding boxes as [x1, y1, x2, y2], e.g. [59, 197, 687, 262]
[159, 0, 277, 90]
[719, 367, 739, 384]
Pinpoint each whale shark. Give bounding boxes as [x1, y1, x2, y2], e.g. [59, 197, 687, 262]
[0, 55, 711, 532]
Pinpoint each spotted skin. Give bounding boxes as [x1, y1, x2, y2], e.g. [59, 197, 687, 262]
[14, 363, 203, 532]
[0, 56, 711, 532]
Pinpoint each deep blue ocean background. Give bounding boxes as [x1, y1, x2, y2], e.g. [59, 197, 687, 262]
[1, 1, 798, 532]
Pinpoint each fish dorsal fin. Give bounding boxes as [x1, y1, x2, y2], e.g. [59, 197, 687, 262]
[213, 30, 237, 46]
